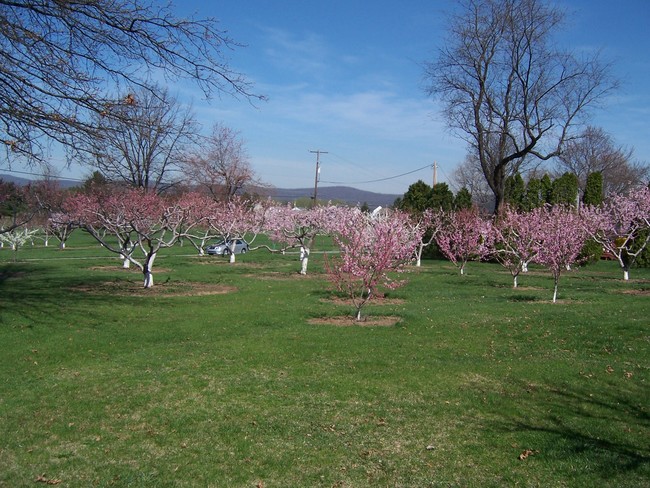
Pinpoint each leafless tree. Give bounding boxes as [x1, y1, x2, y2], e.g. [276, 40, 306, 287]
[554, 126, 649, 196]
[77, 87, 197, 192]
[451, 155, 494, 210]
[424, 0, 618, 211]
[182, 123, 262, 200]
[0, 0, 262, 168]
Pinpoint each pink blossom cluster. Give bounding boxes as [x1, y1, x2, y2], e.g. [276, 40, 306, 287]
[325, 208, 422, 321]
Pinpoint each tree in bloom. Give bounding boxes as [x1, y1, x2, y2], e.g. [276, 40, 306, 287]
[205, 196, 265, 264]
[490, 205, 542, 288]
[65, 189, 195, 287]
[0, 227, 40, 259]
[171, 192, 219, 256]
[435, 207, 493, 275]
[532, 205, 589, 302]
[264, 204, 337, 274]
[47, 212, 77, 249]
[580, 187, 650, 280]
[326, 208, 420, 321]
[408, 208, 445, 267]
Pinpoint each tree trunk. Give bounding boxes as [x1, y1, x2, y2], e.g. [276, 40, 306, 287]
[143, 252, 156, 288]
[513, 274, 518, 288]
[415, 244, 424, 267]
[300, 247, 310, 275]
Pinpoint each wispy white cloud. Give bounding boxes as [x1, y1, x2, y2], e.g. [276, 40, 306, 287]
[260, 27, 331, 77]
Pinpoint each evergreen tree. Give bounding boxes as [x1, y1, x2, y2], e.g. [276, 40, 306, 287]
[504, 173, 526, 210]
[396, 180, 433, 213]
[523, 177, 542, 211]
[582, 171, 603, 206]
[431, 183, 455, 211]
[454, 187, 473, 210]
[551, 172, 579, 206]
[540, 174, 553, 204]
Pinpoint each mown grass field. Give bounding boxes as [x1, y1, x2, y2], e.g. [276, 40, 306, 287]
[1, 232, 649, 487]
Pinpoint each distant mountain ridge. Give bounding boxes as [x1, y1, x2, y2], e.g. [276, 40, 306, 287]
[0, 174, 400, 208]
[268, 186, 399, 208]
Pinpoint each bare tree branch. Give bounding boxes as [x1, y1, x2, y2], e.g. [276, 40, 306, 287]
[424, 0, 618, 211]
[0, 0, 264, 166]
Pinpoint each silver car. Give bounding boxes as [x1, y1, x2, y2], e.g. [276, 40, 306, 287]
[206, 239, 249, 256]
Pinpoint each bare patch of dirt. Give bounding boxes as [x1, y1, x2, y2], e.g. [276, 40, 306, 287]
[244, 272, 316, 281]
[321, 296, 405, 306]
[70, 280, 236, 297]
[308, 316, 401, 327]
[621, 288, 650, 296]
[87, 265, 172, 273]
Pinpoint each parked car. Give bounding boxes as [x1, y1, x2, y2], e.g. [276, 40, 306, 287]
[206, 239, 249, 256]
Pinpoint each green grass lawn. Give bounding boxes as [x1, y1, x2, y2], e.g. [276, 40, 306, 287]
[1, 233, 649, 487]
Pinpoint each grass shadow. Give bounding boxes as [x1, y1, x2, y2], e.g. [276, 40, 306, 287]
[493, 379, 650, 478]
[0, 262, 136, 327]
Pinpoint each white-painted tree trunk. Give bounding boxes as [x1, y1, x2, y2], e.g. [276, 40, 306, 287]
[513, 275, 518, 288]
[120, 254, 131, 269]
[623, 269, 629, 281]
[143, 253, 156, 288]
[415, 244, 424, 267]
[300, 247, 310, 275]
[59, 241, 65, 250]
[229, 252, 236, 264]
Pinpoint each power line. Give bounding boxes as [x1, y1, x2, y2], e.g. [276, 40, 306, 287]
[320, 163, 433, 185]
[0, 168, 85, 182]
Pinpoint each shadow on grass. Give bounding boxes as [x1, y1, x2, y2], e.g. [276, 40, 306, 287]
[495, 379, 650, 477]
[0, 262, 126, 326]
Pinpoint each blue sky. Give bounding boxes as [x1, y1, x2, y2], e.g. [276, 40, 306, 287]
[35, 1, 650, 195]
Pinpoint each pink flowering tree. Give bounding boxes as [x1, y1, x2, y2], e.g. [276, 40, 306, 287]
[206, 196, 266, 263]
[326, 208, 420, 321]
[172, 192, 218, 256]
[490, 205, 542, 288]
[64, 191, 138, 269]
[435, 207, 493, 275]
[580, 187, 650, 280]
[264, 204, 337, 274]
[408, 208, 445, 267]
[65, 189, 194, 287]
[47, 211, 77, 249]
[532, 205, 589, 302]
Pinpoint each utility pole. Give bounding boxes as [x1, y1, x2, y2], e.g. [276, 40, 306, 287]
[432, 161, 438, 187]
[309, 150, 327, 207]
